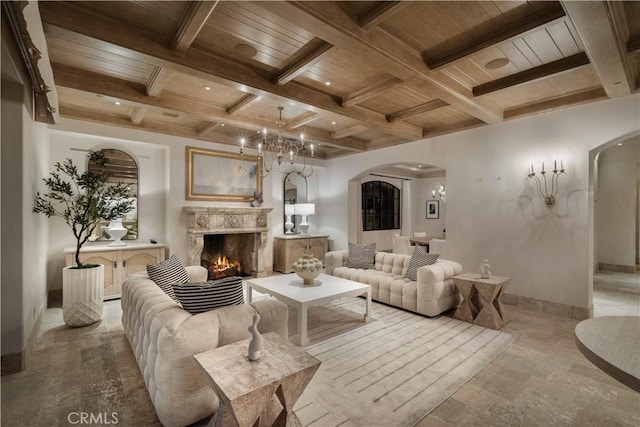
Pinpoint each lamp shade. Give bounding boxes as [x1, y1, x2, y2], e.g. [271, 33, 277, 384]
[284, 204, 295, 215]
[294, 203, 315, 216]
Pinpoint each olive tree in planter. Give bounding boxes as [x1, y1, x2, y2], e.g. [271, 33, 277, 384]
[34, 150, 133, 327]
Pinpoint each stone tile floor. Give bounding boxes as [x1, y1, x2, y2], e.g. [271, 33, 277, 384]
[2, 272, 639, 426]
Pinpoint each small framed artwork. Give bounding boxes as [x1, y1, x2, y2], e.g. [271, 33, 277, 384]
[426, 200, 439, 219]
[186, 146, 263, 202]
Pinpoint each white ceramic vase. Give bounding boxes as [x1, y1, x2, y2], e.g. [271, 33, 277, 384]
[62, 264, 104, 327]
[248, 313, 263, 361]
[106, 218, 127, 247]
[293, 254, 323, 286]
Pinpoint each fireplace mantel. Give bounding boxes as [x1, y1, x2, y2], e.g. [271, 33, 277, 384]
[184, 206, 272, 276]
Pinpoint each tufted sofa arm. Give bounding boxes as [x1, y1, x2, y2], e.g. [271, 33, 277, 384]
[416, 259, 463, 316]
[324, 249, 348, 275]
[121, 268, 288, 427]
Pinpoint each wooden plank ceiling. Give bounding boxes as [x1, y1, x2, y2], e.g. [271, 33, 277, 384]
[36, 1, 639, 159]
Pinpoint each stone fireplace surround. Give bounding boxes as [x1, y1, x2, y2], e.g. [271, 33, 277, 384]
[185, 207, 272, 278]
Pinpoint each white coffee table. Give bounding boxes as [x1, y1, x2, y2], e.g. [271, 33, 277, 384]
[246, 273, 372, 346]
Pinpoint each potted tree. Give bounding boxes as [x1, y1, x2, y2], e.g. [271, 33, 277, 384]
[34, 150, 133, 327]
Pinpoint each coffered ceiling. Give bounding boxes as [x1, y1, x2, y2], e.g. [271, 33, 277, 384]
[19, 1, 640, 159]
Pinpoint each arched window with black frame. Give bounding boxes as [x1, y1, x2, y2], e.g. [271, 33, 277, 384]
[362, 181, 400, 231]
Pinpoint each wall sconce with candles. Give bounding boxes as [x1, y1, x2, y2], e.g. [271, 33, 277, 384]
[432, 185, 446, 203]
[527, 160, 566, 206]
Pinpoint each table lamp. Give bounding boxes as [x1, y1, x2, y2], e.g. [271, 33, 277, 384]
[284, 204, 295, 234]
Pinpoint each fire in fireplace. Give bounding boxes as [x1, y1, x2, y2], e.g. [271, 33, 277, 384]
[203, 255, 241, 280]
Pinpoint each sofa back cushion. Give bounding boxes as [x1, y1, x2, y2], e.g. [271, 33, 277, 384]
[374, 252, 411, 276]
[346, 242, 376, 269]
[172, 276, 244, 314]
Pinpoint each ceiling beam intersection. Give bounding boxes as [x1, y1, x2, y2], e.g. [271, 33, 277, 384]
[273, 37, 334, 86]
[357, 1, 410, 31]
[342, 76, 403, 107]
[331, 124, 368, 139]
[225, 93, 261, 116]
[387, 99, 449, 123]
[172, 0, 218, 53]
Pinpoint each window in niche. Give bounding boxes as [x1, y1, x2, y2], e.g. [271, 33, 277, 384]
[362, 181, 400, 231]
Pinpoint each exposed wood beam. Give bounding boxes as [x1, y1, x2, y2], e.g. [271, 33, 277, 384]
[423, 118, 485, 139]
[367, 135, 408, 150]
[130, 106, 147, 125]
[225, 93, 261, 116]
[331, 124, 368, 140]
[52, 63, 368, 152]
[172, 1, 218, 53]
[561, 1, 633, 97]
[387, 99, 449, 123]
[628, 34, 640, 53]
[59, 105, 243, 146]
[258, 1, 502, 124]
[286, 111, 321, 129]
[273, 38, 333, 86]
[196, 121, 220, 135]
[473, 53, 591, 97]
[423, 3, 566, 70]
[357, 1, 410, 31]
[146, 65, 171, 97]
[38, 3, 423, 140]
[342, 76, 403, 107]
[504, 87, 607, 119]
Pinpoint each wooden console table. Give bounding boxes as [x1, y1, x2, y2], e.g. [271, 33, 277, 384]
[273, 234, 328, 273]
[453, 273, 510, 329]
[194, 332, 320, 427]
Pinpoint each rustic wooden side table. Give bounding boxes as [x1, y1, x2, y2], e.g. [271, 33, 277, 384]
[453, 273, 510, 329]
[194, 332, 320, 427]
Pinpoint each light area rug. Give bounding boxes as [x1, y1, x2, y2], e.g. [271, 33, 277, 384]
[286, 298, 515, 427]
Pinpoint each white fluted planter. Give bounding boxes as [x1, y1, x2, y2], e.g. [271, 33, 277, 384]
[62, 264, 104, 327]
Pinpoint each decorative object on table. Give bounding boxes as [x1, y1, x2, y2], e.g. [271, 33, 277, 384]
[293, 254, 323, 286]
[33, 150, 134, 327]
[250, 190, 263, 207]
[106, 218, 128, 247]
[239, 106, 315, 179]
[186, 146, 262, 202]
[527, 160, 566, 206]
[284, 203, 295, 234]
[426, 200, 439, 219]
[432, 184, 446, 202]
[294, 202, 315, 234]
[247, 313, 263, 361]
[479, 259, 491, 279]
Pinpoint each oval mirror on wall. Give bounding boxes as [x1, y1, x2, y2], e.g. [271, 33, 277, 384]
[88, 149, 139, 241]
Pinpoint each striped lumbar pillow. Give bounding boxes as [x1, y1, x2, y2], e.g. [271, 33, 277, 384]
[172, 276, 244, 315]
[405, 246, 439, 281]
[146, 254, 190, 303]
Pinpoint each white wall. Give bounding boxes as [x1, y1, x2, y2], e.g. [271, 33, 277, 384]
[1, 39, 49, 357]
[412, 176, 447, 238]
[49, 119, 326, 278]
[318, 94, 640, 310]
[596, 138, 640, 268]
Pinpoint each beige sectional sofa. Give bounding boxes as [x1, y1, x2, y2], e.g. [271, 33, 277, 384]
[121, 266, 288, 427]
[325, 250, 463, 316]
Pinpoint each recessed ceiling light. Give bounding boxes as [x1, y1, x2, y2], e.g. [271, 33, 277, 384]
[617, 142, 623, 146]
[220, 123, 225, 127]
[325, 81, 331, 86]
[485, 58, 510, 69]
[203, 86, 211, 91]
[331, 121, 337, 125]
[114, 101, 121, 105]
